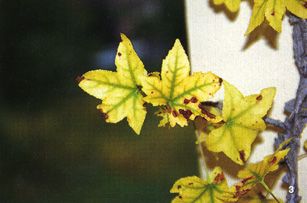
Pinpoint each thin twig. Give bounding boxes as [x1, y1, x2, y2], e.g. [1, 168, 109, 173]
[264, 117, 287, 131]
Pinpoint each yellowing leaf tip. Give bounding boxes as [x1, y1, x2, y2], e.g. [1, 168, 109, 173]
[120, 33, 128, 41]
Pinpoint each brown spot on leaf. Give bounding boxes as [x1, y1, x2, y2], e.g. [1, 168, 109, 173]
[177, 185, 182, 190]
[304, 2, 307, 8]
[172, 110, 178, 117]
[235, 189, 250, 196]
[151, 91, 154, 94]
[185, 109, 192, 119]
[269, 156, 277, 166]
[118, 52, 122, 57]
[190, 97, 198, 103]
[271, 10, 275, 16]
[219, 78, 223, 85]
[179, 109, 192, 119]
[214, 173, 225, 183]
[202, 109, 216, 119]
[239, 150, 246, 163]
[166, 71, 169, 73]
[198, 104, 216, 119]
[167, 104, 172, 113]
[76, 76, 85, 84]
[98, 109, 109, 119]
[188, 182, 193, 186]
[242, 176, 253, 185]
[179, 195, 183, 200]
[184, 99, 190, 104]
[143, 102, 146, 107]
[256, 95, 262, 101]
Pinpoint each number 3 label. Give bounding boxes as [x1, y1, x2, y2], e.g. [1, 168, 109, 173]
[289, 186, 294, 194]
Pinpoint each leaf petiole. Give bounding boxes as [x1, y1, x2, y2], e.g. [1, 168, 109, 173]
[195, 129, 210, 182]
[260, 180, 280, 203]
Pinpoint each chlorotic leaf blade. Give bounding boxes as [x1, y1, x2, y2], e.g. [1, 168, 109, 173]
[78, 34, 147, 134]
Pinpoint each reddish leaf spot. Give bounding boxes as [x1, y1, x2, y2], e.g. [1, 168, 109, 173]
[98, 109, 109, 119]
[76, 76, 85, 84]
[166, 71, 169, 73]
[239, 150, 246, 163]
[151, 91, 154, 94]
[172, 110, 178, 117]
[199, 104, 216, 119]
[177, 185, 182, 190]
[271, 10, 275, 16]
[167, 104, 172, 114]
[235, 189, 250, 196]
[256, 95, 262, 101]
[219, 78, 223, 85]
[269, 156, 277, 166]
[190, 97, 198, 103]
[143, 102, 146, 107]
[187, 120, 191, 126]
[179, 109, 192, 119]
[179, 195, 183, 200]
[185, 109, 192, 119]
[184, 99, 190, 104]
[118, 52, 122, 57]
[214, 173, 225, 183]
[242, 176, 253, 185]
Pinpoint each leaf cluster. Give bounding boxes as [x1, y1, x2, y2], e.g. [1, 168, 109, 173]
[78, 34, 222, 134]
[171, 139, 290, 202]
[78, 34, 290, 202]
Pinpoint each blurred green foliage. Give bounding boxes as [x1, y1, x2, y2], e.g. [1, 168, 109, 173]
[0, 0, 196, 202]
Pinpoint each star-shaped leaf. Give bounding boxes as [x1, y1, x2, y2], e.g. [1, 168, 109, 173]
[141, 39, 222, 127]
[245, 0, 286, 35]
[285, 0, 307, 19]
[78, 34, 147, 134]
[170, 167, 229, 203]
[205, 81, 276, 165]
[221, 139, 291, 202]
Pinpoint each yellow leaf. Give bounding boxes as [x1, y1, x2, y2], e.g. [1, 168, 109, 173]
[222, 139, 291, 201]
[245, 0, 267, 35]
[286, 0, 307, 19]
[142, 39, 222, 127]
[206, 81, 276, 165]
[246, 0, 286, 35]
[305, 139, 307, 150]
[78, 34, 147, 134]
[212, 0, 241, 12]
[265, 0, 286, 32]
[170, 167, 229, 203]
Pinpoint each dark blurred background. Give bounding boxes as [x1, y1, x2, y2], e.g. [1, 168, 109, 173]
[0, 1, 199, 202]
